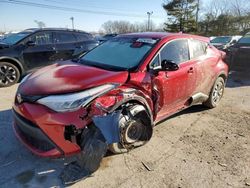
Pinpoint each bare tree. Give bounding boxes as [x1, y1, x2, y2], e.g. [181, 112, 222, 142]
[101, 20, 159, 34]
[34, 20, 46, 28]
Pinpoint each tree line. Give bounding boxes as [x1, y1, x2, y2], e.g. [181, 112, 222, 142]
[101, 0, 250, 36]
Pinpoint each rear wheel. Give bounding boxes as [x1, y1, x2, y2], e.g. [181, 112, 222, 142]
[204, 77, 225, 108]
[109, 104, 152, 154]
[0, 62, 20, 87]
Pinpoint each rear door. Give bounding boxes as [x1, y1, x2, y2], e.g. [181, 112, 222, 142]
[54, 31, 77, 61]
[22, 31, 56, 70]
[189, 39, 218, 95]
[233, 34, 250, 70]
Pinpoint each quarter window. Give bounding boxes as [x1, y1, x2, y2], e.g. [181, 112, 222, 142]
[160, 39, 189, 64]
[150, 54, 160, 69]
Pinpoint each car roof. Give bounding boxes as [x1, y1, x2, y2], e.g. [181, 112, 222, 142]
[22, 28, 89, 34]
[118, 32, 209, 42]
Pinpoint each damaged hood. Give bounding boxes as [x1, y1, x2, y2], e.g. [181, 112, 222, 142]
[19, 60, 129, 95]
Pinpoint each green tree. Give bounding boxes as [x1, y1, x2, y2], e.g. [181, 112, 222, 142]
[163, 0, 198, 32]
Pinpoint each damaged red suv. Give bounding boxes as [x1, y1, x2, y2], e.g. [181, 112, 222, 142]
[13, 32, 228, 158]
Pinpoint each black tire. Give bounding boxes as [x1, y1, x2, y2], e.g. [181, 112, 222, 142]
[109, 104, 152, 154]
[204, 77, 225, 108]
[0, 62, 20, 87]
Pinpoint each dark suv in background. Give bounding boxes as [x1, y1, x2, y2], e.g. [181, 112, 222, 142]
[0, 28, 98, 87]
[228, 32, 250, 71]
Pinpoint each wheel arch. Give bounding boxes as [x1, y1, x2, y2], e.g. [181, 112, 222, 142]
[92, 92, 154, 127]
[108, 98, 154, 127]
[217, 71, 227, 82]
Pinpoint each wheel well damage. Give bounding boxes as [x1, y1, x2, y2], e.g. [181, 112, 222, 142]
[60, 91, 153, 185]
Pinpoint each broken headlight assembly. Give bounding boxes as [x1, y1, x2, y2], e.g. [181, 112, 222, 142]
[37, 84, 117, 112]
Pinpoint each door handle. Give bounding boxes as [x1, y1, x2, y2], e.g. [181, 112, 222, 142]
[188, 67, 194, 73]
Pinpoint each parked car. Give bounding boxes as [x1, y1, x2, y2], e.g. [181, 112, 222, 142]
[96, 33, 118, 43]
[0, 28, 98, 87]
[210, 36, 241, 51]
[13, 32, 228, 158]
[228, 32, 250, 70]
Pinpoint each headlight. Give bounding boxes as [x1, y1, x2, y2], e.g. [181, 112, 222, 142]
[37, 84, 117, 112]
[20, 74, 31, 84]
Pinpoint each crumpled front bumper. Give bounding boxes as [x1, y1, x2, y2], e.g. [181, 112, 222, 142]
[12, 102, 86, 157]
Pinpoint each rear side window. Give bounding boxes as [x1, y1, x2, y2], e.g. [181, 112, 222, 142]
[160, 39, 189, 64]
[238, 34, 250, 44]
[30, 32, 53, 45]
[75, 33, 92, 41]
[56, 32, 76, 43]
[190, 40, 207, 59]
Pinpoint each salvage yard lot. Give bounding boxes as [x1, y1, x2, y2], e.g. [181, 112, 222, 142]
[0, 71, 249, 188]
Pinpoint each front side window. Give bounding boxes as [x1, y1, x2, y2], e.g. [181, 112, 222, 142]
[80, 37, 157, 71]
[190, 39, 207, 59]
[29, 32, 53, 45]
[160, 39, 189, 64]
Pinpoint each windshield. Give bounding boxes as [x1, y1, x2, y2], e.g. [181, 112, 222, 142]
[1, 32, 31, 45]
[211, 36, 232, 44]
[80, 37, 157, 71]
[238, 34, 250, 44]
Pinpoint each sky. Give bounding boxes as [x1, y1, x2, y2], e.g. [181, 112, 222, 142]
[0, 0, 170, 32]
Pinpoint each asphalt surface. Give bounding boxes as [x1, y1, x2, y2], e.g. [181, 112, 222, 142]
[0, 71, 249, 188]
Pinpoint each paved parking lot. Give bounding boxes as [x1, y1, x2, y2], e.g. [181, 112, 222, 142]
[0, 71, 249, 188]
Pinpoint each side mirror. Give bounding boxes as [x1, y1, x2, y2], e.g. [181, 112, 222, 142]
[26, 41, 35, 46]
[161, 60, 179, 71]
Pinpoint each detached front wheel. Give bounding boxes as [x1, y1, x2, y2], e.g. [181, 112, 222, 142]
[109, 104, 153, 154]
[0, 62, 20, 87]
[204, 77, 225, 108]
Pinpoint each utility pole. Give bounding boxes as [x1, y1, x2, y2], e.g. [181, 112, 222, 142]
[147, 11, 153, 31]
[70, 17, 74, 29]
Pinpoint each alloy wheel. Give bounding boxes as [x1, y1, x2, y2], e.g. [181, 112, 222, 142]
[0, 64, 18, 86]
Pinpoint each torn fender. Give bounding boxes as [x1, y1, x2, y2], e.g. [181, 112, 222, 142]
[90, 87, 154, 126]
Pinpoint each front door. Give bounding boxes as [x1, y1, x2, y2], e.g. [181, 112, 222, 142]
[22, 31, 56, 71]
[150, 39, 197, 121]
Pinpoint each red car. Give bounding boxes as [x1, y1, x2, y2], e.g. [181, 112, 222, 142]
[13, 32, 228, 158]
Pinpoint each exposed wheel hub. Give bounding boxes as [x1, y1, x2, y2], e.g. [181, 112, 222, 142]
[123, 119, 143, 144]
